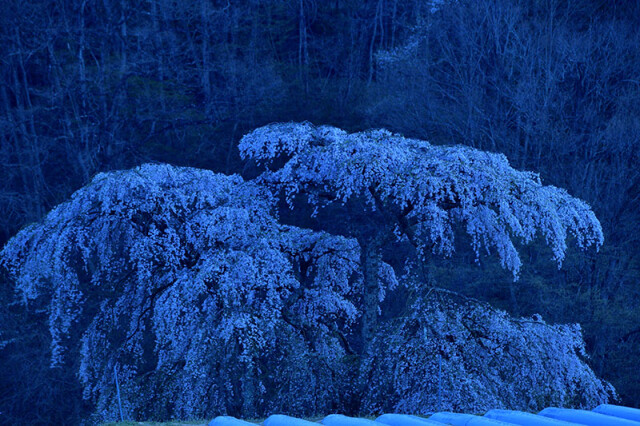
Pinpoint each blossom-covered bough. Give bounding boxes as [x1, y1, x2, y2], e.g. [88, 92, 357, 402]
[1, 164, 361, 420]
[240, 122, 603, 274]
[240, 122, 604, 345]
[361, 289, 615, 414]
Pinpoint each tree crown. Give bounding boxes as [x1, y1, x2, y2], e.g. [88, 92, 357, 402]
[240, 122, 603, 278]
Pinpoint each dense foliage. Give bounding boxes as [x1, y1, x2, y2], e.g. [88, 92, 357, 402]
[362, 290, 615, 414]
[2, 164, 361, 421]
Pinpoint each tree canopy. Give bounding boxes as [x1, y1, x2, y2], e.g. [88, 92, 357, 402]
[240, 122, 605, 356]
[240, 122, 603, 278]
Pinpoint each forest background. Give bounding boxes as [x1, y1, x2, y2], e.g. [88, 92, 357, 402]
[1, 0, 639, 422]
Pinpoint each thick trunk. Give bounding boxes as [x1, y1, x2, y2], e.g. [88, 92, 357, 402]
[356, 238, 384, 413]
[361, 241, 382, 353]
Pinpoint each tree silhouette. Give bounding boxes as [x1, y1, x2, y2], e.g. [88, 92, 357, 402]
[1, 123, 612, 420]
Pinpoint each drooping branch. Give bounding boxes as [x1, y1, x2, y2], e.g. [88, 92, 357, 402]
[1, 164, 362, 420]
[240, 122, 604, 279]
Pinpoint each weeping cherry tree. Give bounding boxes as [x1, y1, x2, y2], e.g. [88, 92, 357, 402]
[1, 123, 613, 421]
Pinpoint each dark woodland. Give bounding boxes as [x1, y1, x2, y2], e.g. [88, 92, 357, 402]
[1, 0, 639, 423]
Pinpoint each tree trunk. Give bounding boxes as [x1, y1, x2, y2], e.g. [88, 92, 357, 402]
[361, 240, 382, 353]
